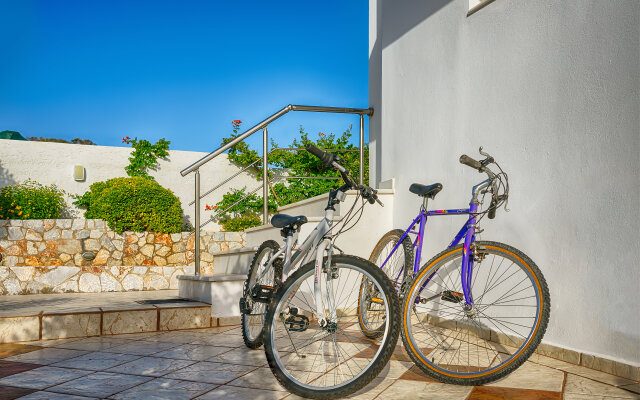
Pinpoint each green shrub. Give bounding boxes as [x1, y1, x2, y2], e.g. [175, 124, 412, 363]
[0, 180, 66, 220]
[220, 212, 262, 232]
[74, 177, 183, 233]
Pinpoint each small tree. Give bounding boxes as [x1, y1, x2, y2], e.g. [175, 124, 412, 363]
[213, 121, 368, 231]
[122, 136, 170, 180]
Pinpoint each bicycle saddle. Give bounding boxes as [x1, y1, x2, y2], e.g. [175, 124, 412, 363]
[271, 214, 308, 229]
[409, 183, 443, 199]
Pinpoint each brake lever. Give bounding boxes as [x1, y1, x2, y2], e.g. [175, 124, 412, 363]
[479, 146, 494, 164]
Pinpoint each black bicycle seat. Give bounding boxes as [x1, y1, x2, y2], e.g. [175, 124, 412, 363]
[409, 183, 443, 199]
[271, 214, 308, 229]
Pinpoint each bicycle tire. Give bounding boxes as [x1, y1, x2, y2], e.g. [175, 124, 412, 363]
[401, 241, 550, 385]
[241, 240, 282, 349]
[263, 255, 401, 399]
[358, 229, 414, 338]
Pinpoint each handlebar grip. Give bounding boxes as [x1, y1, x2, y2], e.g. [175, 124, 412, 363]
[459, 154, 483, 171]
[306, 144, 334, 168]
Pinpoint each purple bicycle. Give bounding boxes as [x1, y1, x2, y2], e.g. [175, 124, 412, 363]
[367, 148, 550, 385]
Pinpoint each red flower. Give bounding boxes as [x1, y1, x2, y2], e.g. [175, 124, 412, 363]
[205, 204, 212, 211]
[122, 136, 131, 143]
[319, 132, 325, 137]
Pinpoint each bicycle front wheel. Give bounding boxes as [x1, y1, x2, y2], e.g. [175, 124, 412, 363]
[264, 255, 400, 399]
[401, 241, 550, 385]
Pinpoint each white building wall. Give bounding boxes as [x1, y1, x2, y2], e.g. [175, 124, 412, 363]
[0, 139, 258, 230]
[370, 0, 639, 365]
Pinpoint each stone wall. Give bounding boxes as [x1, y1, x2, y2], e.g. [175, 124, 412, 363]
[0, 219, 245, 295]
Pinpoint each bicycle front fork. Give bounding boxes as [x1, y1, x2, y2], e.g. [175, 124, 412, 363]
[314, 239, 337, 329]
[461, 203, 479, 307]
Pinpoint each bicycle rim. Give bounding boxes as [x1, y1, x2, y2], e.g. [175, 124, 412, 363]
[402, 241, 548, 383]
[265, 257, 394, 395]
[369, 229, 412, 292]
[243, 245, 277, 343]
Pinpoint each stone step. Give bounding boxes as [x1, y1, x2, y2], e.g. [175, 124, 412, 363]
[178, 274, 245, 319]
[210, 246, 258, 276]
[0, 290, 235, 344]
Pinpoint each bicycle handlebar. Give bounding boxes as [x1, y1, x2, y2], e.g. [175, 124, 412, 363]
[306, 144, 334, 169]
[306, 143, 383, 207]
[459, 154, 484, 171]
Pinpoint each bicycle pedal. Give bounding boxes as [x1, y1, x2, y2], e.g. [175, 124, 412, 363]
[285, 314, 309, 332]
[239, 297, 252, 314]
[441, 290, 464, 303]
[251, 285, 275, 304]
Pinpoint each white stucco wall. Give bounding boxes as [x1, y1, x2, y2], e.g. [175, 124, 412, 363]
[370, 0, 639, 365]
[0, 139, 258, 230]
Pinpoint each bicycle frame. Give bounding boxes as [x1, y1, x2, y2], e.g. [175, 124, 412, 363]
[253, 189, 348, 325]
[379, 179, 492, 306]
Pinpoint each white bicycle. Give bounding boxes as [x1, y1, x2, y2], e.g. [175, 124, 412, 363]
[239, 144, 400, 399]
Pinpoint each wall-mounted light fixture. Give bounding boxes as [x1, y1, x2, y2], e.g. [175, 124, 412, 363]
[73, 165, 86, 182]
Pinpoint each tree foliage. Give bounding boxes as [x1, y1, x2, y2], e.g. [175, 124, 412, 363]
[213, 121, 368, 231]
[122, 136, 170, 180]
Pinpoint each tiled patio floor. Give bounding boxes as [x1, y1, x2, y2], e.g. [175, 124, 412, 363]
[0, 326, 637, 400]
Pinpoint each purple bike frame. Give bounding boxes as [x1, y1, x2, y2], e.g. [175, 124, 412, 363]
[379, 203, 478, 305]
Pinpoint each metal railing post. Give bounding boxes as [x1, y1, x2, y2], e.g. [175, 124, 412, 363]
[194, 169, 201, 276]
[359, 114, 364, 185]
[262, 127, 269, 224]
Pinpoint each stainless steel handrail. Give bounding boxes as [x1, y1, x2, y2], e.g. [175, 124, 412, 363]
[180, 104, 372, 177]
[181, 104, 373, 275]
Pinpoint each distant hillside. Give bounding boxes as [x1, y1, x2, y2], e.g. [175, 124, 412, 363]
[28, 137, 97, 145]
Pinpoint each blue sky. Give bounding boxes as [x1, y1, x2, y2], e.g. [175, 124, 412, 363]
[0, 0, 368, 153]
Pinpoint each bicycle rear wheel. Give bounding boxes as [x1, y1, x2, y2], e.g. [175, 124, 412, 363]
[401, 241, 550, 385]
[241, 240, 282, 349]
[369, 229, 414, 292]
[358, 229, 414, 338]
[264, 255, 400, 399]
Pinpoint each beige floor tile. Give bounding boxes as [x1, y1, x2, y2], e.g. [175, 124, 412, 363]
[486, 361, 565, 392]
[563, 394, 639, 400]
[562, 365, 637, 387]
[153, 344, 234, 361]
[563, 374, 640, 399]
[102, 340, 179, 356]
[351, 359, 413, 380]
[378, 379, 473, 400]
[284, 378, 395, 400]
[529, 353, 580, 370]
[111, 377, 217, 399]
[164, 361, 256, 384]
[208, 348, 267, 366]
[227, 367, 287, 391]
[191, 333, 245, 347]
[4, 348, 88, 365]
[105, 356, 196, 377]
[48, 336, 132, 351]
[621, 384, 640, 395]
[195, 385, 288, 400]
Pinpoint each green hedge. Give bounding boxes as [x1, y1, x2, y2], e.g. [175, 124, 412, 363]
[0, 180, 66, 220]
[74, 177, 183, 233]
